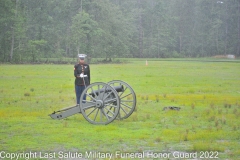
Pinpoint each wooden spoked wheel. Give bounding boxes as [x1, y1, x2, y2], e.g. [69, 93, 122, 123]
[108, 80, 136, 120]
[80, 82, 120, 125]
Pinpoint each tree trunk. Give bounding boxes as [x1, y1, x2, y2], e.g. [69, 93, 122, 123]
[10, 25, 15, 62]
[87, 33, 91, 56]
[157, 23, 160, 58]
[77, 47, 80, 54]
[224, 2, 228, 55]
[3, 37, 6, 62]
[10, 0, 18, 62]
[238, 0, 240, 56]
[80, 0, 82, 13]
[137, 0, 143, 58]
[179, 33, 182, 53]
[66, 20, 71, 56]
[216, 27, 219, 55]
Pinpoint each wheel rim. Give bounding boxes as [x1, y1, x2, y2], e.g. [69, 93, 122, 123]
[79, 82, 120, 125]
[108, 80, 136, 119]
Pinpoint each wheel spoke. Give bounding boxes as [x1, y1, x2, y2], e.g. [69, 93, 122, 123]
[82, 100, 96, 104]
[120, 106, 128, 115]
[121, 100, 133, 102]
[86, 93, 97, 101]
[100, 109, 103, 122]
[118, 110, 121, 119]
[104, 98, 117, 104]
[90, 87, 97, 98]
[119, 86, 127, 97]
[101, 109, 110, 121]
[98, 85, 100, 96]
[94, 109, 99, 121]
[82, 104, 96, 110]
[104, 107, 115, 116]
[106, 103, 118, 108]
[102, 91, 113, 101]
[120, 102, 132, 109]
[101, 86, 107, 99]
[106, 106, 113, 114]
[120, 92, 132, 99]
[86, 107, 97, 117]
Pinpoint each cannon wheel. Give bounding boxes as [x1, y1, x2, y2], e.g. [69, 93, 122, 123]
[79, 82, 120, 125]
[108, 80, 136, 119]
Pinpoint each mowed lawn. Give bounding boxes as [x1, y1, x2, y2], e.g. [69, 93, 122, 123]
[0, 59, 240, 159]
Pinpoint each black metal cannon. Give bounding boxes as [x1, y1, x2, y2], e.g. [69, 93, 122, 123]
[49, 80, 136, 125]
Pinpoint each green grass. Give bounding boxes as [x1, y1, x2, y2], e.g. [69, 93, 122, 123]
[0, 59, 240, 159]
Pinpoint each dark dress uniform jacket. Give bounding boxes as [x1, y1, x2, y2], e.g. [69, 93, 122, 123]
[74, 63, 90, 86]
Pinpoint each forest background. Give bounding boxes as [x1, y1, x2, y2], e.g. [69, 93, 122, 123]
[1, 0, 240, 63]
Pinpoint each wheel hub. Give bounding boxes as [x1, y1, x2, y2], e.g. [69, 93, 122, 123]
[96, 100, 104, 108]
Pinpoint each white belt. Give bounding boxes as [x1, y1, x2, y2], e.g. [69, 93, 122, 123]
[80, 73, 87, 78]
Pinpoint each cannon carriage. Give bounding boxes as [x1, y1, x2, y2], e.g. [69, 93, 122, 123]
[49, 80, 136, 125]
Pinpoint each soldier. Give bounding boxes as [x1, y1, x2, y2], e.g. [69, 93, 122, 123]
[74, 54, 90, 105]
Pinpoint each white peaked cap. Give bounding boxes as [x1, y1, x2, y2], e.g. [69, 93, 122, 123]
[78, 54, 87, 58]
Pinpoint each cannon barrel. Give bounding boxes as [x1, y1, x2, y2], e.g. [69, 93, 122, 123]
[89, 85, 123, 97]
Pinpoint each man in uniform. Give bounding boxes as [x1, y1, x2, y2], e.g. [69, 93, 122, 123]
[74, 54, 90, 105]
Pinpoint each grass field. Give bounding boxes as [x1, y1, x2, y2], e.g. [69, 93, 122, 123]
[0, 59, 240, 159]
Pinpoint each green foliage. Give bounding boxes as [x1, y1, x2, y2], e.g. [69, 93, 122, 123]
[70, 11, 102, 55]
[27, 40, 47, 62]
[0, 0, 240, 62]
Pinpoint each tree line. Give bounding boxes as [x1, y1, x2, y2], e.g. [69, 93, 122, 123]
[1, 0, 240, 63]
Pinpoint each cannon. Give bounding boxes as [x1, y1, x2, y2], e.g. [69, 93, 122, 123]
[49, 80, 136, 125]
